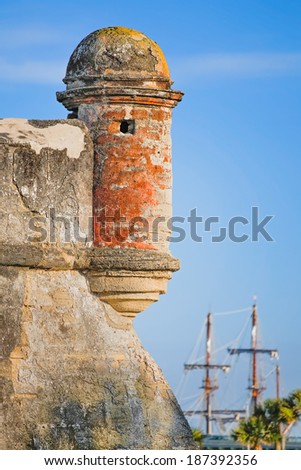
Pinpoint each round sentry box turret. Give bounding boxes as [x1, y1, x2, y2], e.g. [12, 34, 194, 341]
[57, 27, 183, 318]
[57, 26, 182, 251]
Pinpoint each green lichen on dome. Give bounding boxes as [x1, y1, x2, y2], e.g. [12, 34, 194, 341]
[64, 26, 170, 83]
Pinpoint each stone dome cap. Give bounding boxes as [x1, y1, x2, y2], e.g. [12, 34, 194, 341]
[64, 26, 171, 86]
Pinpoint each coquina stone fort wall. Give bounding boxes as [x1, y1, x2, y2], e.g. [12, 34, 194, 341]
[0, 27, 194, 450]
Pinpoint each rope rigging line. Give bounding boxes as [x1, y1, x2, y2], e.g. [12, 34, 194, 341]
[192, 311, 252, 365]
[175, 316, 206, 398]
[178, 305, 274, 428]
[211, 313, 253, 410]
[181, 392, 204, 402]
[212, 313, 252, 382]
[213, 307, 252, 317]
[264, 366, 277, 380]
[187, 395, 205, 418]
[185, 317, 206, 365]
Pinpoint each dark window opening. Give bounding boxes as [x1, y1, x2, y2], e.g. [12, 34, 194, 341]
[120, 120, 135, 134]
[67, 108, 78, 120]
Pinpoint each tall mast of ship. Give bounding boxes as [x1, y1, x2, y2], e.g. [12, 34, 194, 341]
[184, 313, 244, 434]
[205, 313, 213, 433]
[228, 302, 278, 414]
[276, 365, 280, 399]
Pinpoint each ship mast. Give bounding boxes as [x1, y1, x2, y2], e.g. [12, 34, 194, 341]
[205, 312, 213, 434]
[184, 313, 245, 434]
[228, 302, 278, 414]
[276, 365, 280, 399]
[251, 303, 259, 409]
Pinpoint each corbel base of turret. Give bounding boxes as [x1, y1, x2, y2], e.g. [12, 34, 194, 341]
[85, 247, 180, 318]
[87, 269, 171, 318]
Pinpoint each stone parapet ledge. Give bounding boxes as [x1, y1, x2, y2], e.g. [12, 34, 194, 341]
[0, 245, 180, 319]
[0, 245, 180, 271]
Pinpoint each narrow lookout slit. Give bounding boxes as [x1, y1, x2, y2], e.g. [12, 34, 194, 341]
[120, 120, 135, 134]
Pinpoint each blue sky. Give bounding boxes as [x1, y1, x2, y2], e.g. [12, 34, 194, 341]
[1, 0, 301, 433]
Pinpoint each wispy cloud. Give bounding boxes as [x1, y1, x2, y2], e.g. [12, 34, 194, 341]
[171, 52, 301, 81]
[0, 26, 66, 49]
[0, 25, 73, 84]
[0, 58, 65, 84]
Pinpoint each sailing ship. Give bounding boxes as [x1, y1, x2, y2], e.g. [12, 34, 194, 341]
[178, 301, 279, 436]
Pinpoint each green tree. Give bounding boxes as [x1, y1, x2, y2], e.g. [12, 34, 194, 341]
[232, 389, 301, 450]
[231, 405, 274, 450]
[279, 389, 301, 449]
[191, 429, 203, 449]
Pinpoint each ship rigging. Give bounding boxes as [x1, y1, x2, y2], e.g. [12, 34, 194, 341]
[178, 301, 279, 435]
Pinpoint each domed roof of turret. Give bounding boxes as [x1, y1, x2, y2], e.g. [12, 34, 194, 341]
[64, 26, 170, 85]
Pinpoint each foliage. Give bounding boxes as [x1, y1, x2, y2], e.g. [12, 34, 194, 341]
[231, 407, 271, 450]
[192, 428, 203, 449]
[232, 389, 301, 450]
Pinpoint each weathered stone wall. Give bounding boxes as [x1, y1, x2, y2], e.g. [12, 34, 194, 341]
[1, 268, 192, 450]
[0, 119, 194, 449]
[0, 118, 93, 247]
